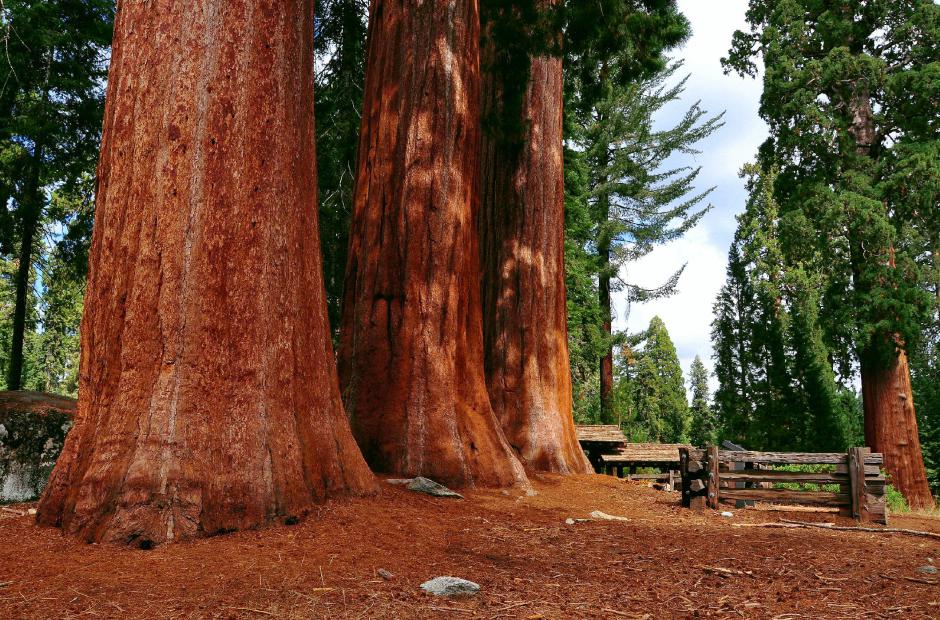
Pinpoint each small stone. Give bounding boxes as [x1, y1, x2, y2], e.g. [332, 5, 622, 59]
[720, 511, 734, 518]
[916, 565, 938, 575]
[565, 518, 575, 525]
[377, 569, 394, 581]
[406, 477, 463, 499]
[525, 489, 538, 497]
[385, 478, 413, 485]
[690, 479, 705, 492]
[27, 508, 37, 516]
[420, 576, 480, 597]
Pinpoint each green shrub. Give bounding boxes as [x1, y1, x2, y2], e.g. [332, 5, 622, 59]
[885, 484, 909, 513]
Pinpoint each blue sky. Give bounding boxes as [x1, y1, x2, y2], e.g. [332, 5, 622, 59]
[616, 0, 768, 390]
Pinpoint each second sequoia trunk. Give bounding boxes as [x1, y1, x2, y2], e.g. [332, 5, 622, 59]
[338, 0, 527, 488]
[479, 23, 590, 474]
[37, 0, 376, 545]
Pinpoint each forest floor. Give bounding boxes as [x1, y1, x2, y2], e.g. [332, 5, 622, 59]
[1, 474, 938, 619]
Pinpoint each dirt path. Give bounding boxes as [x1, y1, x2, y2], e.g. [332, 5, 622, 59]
[1, 474, 937, 618]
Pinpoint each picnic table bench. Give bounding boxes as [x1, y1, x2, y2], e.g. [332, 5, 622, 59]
[575, 425, 689, 486]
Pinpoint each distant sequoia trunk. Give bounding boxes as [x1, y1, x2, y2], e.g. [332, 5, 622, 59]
[338, 0, 527, 488]
[37, 0, 376, 546]
[479, 12, 591, 474]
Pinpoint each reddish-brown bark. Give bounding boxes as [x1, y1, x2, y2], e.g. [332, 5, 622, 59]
[338, 0, 527, 488]
[479, 30, 590, 474]
[37, 0, 376, 546]
[862, 349, 933, 509]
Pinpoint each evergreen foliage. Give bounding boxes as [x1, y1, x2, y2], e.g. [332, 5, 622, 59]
[712, 164, 859, 452]
[723, 0, 939, 385]
[0, 0, 113, 390]
[564, 57, 722, 420]
[618, 316, 690, 442]
[314, 0, 369, 338]
[688, 355, 716, 446]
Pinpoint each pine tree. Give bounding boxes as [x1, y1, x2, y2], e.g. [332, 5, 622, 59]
[688, 355, 716, 446]
[0, 0, 113, 390]
[724, 0, 938, 506]
[621, 316, 690, 442]
[314, 0, 368, 337]
[568, 61, 722, 419]
[712, 164, 856, 452]
[712, 242, 758, 446]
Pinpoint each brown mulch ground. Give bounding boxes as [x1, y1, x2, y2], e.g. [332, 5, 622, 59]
[1, 474, 938, 619]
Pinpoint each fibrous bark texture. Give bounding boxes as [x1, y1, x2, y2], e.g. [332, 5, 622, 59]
[861, 350, 933, 509]
[37, 0, 376, 546]
[479, 32, 590, 474]
[338, 0, 527, 488]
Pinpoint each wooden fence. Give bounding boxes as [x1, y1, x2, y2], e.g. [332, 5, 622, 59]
[679, 446, 887, 524]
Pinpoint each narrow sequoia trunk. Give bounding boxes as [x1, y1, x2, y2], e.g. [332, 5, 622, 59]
[338, 0, 527, 488]
[7, 145, 44, 392]
[599, 246, 614, 421]
[37, 0, 376, 545]
[7, 206, 36, 391]
[847, 92, 932, 508]
[479, 29, 590, 473]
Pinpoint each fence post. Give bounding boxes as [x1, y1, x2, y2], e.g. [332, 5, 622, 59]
[707, 445, 720, 510]
[680, 448, 690, 508]
[848, 447, 870, 522]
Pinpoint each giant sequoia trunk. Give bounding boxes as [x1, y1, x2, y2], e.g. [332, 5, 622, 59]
[338, 0, 527, 488]
[479, 26, 590, 474]
[847, 93, 932, 509]
[37, 0, 376, 545]
[861, 350, 932, 508]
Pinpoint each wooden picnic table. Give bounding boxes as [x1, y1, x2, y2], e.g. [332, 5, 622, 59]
[575, 425, 628, 471]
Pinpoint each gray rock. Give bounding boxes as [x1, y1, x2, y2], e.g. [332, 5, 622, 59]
[406, 477, 463, 499]
[377, 569, 394, 581]
[420, 576, 480, 597]
[690, 479, 705, 492]
[916, 565, 938, 574]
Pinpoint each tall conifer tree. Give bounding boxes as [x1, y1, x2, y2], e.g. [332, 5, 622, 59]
[724, 0, 938, 506]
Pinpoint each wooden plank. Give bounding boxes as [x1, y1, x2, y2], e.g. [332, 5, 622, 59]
[719, 488, 850, 507]
[679, 448, 691, 509]
[601, 455, 681, 464]
[719, 470, 849, 484]
[848, 447, 867, 521]
[707, 445, 720, 510]
[718, 450, 882, 465]
[575, 425, 627, 443]
[834, 463, 881, 475]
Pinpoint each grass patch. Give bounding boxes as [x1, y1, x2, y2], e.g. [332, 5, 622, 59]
[885, 484, 909, 513]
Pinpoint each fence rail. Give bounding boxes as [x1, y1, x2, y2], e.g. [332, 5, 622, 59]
[679, 446, 887, 524]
